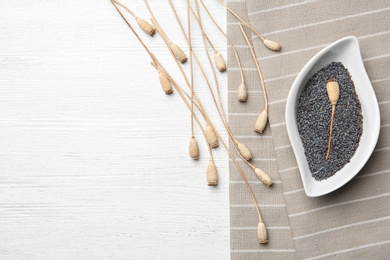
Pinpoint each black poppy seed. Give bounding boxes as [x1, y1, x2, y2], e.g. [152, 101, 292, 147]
[297, 62, 363, 181]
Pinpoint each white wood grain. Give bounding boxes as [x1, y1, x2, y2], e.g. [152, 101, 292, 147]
[0, 1, 229, 259]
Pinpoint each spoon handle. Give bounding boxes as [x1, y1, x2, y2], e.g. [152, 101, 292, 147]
[326, 105, 336, 160]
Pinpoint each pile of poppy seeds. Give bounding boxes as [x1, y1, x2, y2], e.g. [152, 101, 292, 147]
[297, 62, 363, 181]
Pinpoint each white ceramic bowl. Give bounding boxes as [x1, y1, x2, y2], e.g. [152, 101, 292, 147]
[285, 36, 380, 197]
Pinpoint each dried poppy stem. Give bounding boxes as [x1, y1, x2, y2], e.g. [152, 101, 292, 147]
[151, 59, 219, 186]
[164, 3, 269, 183]
[199, 0, 246, 101]
[151, 61, 215, 182]
[216, 0, 281, 51]
[119, 0, 259, 182]
[152, 45, 267, 239]
[187, 1, 226, 72]
[169, 0, 226, 124]
[112, 0, 137, 17]
[143, 0, 187, 63]
[149, 22, 253, 179]
[111, 1, 266, 242]
[187, 0, 195, 139]
[112, 0, 156, 36]
[110, 0, 152, 56]
[112, 0, 212, 180]
[167, 1, 252, 160]
[149, 4, 266, 181]
[154, 56, 264, 227]
[157, 60, 268, 242]
[149, 18, 212, 122]
[187, 0, 199, 160]
[326, 79, 340, 160]
[111, 0, 172, 94]
[153, 58, 269, 188]
[192, 0, 228, 125]
[192, 0, 228, 123]
[239, 24, 269, 134]
[169, 0, 225, 132]
[152, 43, 270, 186]
[149, 17, 223, 148]
[149, 17, 222, 151]
[174, 83, 265, 235]
[173, 0, 216, 52]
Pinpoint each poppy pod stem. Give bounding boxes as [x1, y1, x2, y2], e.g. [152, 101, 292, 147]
[199, 0, 245, 98]
[216, 0, 281, 51]
[112, 0, 156, 36]
[186, 0, 195, 138]
[153, 56, 265, 242]
[112, 0, 137, 18]
[239, 24, 269, 133]
[326, 79, 340, 160]
[169, 0, 246, 164]
[110, 0, 153, 57]
[145, 0, 187, 63]
[187, 4, 227, 72]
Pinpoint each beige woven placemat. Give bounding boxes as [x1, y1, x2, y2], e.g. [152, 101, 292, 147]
[228, 0, 390, 259]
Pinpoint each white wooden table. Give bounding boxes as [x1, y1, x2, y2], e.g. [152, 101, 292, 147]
[0, 1, 229, 259]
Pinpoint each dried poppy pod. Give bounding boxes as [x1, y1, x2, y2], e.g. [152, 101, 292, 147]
[158, 70, 173, 94]
[263, 39, 281, 51]
[325, 79, 340, 160]
[254, 168, 273, 186]
[205, 123, 219, 148]
[170, 43, 187, 63]
[254, 109, 268, 133]
[237, 82, 247, 102]
[257, 221, 268, 244]
[327, 79, 340, 105]
[136, 17, 156, 36]
[207, 159, 218, 186]
[237, 142, 252, 161]
[214, 51, 226, 72]
[189, 137, 199, 160]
